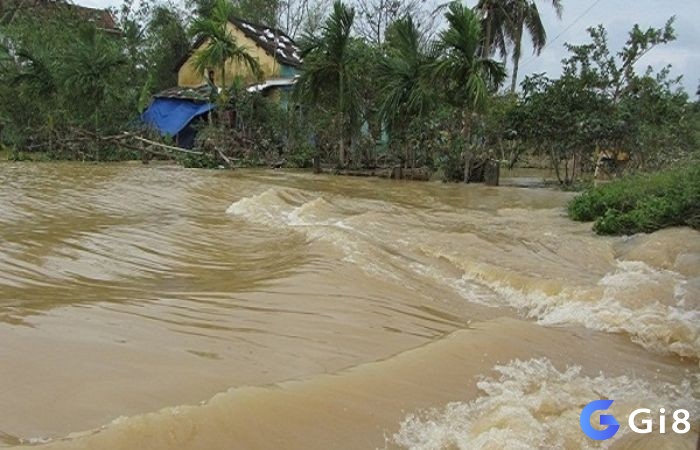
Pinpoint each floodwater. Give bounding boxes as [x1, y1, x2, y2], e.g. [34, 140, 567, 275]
[0, 163, 697, 449]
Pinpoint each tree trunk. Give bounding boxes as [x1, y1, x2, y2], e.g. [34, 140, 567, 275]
[220, 67, 227, 127]
[338, 113, 345, 167]
[510, 22, 524, 93]
[463, 150, 474, 183]
[313, 153, 321, 174]
[94, 110, 99, 161]
[484, 159, 500, 186]
[482, 12, 493, 58]
[338, 70, 345, 167]
[462, 109, 473, 182]
[461, 109, 472, 142]
[550, 147, 563, 184]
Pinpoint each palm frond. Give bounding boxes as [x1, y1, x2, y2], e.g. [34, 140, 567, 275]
[523, 2, 547, 53]
[188, 0, 261, 86]
[433, 2, 506, 112]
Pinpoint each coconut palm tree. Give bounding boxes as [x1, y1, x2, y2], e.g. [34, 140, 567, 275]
[433, 2, 506, 140]
[474, 0, 512, 59]
[296, 0, 357, 166]
[189, 0, 261, 91]
[509, 0, 563, 93]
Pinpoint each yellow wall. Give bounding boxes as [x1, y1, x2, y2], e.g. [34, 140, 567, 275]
[178, 22, 280, 88]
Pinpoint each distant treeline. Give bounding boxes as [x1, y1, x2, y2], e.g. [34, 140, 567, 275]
[0, 0, 698, 184]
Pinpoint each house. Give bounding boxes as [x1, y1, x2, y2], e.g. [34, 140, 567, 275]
[0, 0, 120, 34]
[175, 17, 302, 91]
[141, 16, 302, 147]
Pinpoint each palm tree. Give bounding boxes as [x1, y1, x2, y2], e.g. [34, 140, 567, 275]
[509, 0, 563, 93]
[62, 27, 127, 128]
[10, 49, 56, 98]
[433, 2, 506, 140]
[148, 6, 190, 91]
[296, 0, 356, 166]
[189, 0, 261, 92]
[377, 15, 435, 171]
[61, 26, 127, 159]
[9, 47, 58, 148]
[378, 15, 433, 130]
[474, 0, 512, 58]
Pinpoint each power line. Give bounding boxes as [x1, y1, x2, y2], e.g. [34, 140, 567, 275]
[520, 0, 605, 69]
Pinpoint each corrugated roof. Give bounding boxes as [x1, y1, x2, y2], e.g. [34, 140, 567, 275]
[0, 0, 120, 33]
[154, 77, 294, 101]
[175, 16, 302, 72]
[229, 17, 302, 68]
[155, 85, 217, 102]
[246, 77, 297, 93]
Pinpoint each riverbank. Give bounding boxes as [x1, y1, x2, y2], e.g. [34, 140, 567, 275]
[569, 163, 700, 235]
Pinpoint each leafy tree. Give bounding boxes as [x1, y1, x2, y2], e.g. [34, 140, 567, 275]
[146, 5, 190, 92]
[189, 0, 280, 27]
[61, 27, 127, 130]
[512, 18, 694, 184]
[233, 0, 280, 27]
[514, 72, 609, 184]
[0, 7, 138, 158]
[354, 0, 432, 47]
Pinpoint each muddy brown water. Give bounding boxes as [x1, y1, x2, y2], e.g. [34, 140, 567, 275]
[0, 163, 697, 449]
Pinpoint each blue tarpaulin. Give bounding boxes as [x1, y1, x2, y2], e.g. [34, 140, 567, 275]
[141, 98, 214, 137]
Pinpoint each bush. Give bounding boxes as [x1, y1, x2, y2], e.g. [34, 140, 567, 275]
[178, 152, 220, 168]
[568, 164, 700, 235]
[286, 142, 315, 168]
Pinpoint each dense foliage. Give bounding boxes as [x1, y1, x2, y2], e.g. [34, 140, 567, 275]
[0, 0, 697, 187]
[509, 19, 698, 185]
[568, 163, 700, 235]
[0, 0, 191, 159]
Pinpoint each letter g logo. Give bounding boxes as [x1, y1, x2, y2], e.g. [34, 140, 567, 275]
[580, 400, 620, 440]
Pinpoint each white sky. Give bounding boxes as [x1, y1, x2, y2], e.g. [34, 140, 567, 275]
[79, 0, 700, 95]
[512, 0, 700, 95]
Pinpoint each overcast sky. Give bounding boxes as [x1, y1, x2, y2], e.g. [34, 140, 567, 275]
[511, 0, 700, 95]
[79, 0, 700, 96]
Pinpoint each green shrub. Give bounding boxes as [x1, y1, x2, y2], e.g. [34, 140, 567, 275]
[178, 152, 220, 168]
[568, 164, 700, 235]
[286, 143, 315, 168]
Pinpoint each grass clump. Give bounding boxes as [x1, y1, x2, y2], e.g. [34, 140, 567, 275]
[568, 163, 700, 235]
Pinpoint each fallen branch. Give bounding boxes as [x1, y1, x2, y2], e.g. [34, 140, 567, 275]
[215, 148, 234, 168]
[128, 134, 203, 155]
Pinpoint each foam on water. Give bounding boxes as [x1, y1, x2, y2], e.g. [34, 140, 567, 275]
[455, 260, 700, 360]
[227, 189, 700, 360]
[393, 358, 699, 450]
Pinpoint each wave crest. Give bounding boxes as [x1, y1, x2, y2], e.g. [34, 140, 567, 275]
[393, 357, 699, 450]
